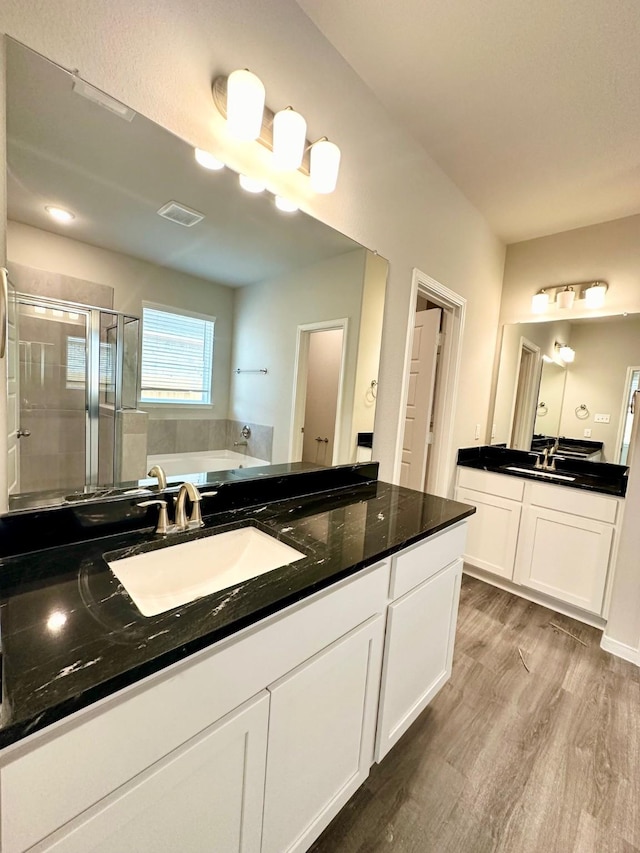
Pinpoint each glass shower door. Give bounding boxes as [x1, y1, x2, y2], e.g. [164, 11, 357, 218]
[16, 298, 90, 494]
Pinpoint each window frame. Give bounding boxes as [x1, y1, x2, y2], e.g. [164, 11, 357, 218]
[139, 301, 217, 408]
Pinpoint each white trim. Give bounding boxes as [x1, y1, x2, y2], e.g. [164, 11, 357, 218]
[600, 633, 640, 666]
[508, 337, 541, 450]
[289, 318, 349, 465]
[394, 270, 466, 496]
[614, 365, 640, 464]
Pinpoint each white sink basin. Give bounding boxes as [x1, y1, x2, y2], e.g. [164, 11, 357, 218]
[107, 526, 305, 617]
[504, 465, 576, 482]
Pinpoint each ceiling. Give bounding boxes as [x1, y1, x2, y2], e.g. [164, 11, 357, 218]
[296, 0, 640, 244]
[6, 39, 359, 287]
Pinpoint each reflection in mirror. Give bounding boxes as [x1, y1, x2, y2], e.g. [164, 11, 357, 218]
[492, 314, 640, 463]
[5, 38, 387, 511]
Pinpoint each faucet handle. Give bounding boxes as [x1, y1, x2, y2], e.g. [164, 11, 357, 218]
[137, 499, 170, 535]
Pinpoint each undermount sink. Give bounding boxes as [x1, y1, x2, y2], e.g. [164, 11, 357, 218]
[106, 525, 305, 617]
[503, 465, 576, 482]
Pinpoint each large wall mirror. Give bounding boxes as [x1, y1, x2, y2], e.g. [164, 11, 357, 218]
[4, 38, 388, 511]
[492, 313, 640, 464]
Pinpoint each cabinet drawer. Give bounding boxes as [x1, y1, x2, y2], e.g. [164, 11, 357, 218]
[526, 481, 619, 524]
[390, 522, 467, 600]
[0, 562, 389, 853]
[457, 467, 525, 501]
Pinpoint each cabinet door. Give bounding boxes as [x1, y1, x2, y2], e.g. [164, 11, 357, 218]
[514, 506, 614, 614]
[35, 693, 269, 853]
[261, 615, 384, 853]
[375, 558, 462, 762]
[455, 487, 522, 579]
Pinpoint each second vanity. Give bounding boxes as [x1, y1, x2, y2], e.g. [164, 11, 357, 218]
[455, 446, 627, 624]
[0, 465, 472, 853]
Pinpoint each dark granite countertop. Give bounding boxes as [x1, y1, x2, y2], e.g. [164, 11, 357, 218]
[0, 475, 473, 749]
[457, 446, 628, 497]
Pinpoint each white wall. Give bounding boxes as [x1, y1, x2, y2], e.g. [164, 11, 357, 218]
[229, 249, 366, 463]
[0, 0, 505, 490]
[501, 213, 640, 324]
[7, 221, 234, 420]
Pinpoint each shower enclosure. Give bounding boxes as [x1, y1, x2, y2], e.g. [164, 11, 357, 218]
[7, 290, 140, 498]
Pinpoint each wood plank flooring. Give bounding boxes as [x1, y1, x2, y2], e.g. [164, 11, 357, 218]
[310, 575, 640, 853]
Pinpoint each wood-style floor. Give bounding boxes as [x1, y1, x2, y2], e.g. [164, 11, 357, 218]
[310, 575, 640, 853]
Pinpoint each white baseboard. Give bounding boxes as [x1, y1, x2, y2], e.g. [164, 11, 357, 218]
[600, 634, 640, 666]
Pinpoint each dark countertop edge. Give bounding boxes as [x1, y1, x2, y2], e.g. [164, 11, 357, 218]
[0, 490, 474, 750]
[457, 458, 627, 498]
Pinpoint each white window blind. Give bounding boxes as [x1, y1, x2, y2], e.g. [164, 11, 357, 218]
[66, 336, 114, 389]
[140, 306, 215, 405]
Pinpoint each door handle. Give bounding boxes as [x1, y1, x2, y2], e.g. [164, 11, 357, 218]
[17, 428, 31, 438]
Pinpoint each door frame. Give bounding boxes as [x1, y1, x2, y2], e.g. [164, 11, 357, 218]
[289, 318, 349, 465]
[395, 270, 466, 497]
[614, 365, 640, 464]
[508, 337, 541, 451]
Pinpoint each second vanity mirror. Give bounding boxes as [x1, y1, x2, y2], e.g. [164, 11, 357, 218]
[4, 38, 388, 510]
[492, 313, 640, 464]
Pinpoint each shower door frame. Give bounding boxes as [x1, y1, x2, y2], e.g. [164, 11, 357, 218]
[15, 293, 132, 492]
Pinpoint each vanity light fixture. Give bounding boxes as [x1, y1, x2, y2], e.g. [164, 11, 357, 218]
[556, 285, 576, 310]
[531, 290, 550, 314]
[555, 342, 576, 363]
[212, 72, 341, 193]
[274, 195, 299, 213]
[273, 107, 307, 171]
[194, 148, 225, 171]
[226, 69, 266, 141]
[310, 138, 341, 194]
[239, 174, 266, 193]
[45, 205, 75, 224]
[584, 281, 608, 309]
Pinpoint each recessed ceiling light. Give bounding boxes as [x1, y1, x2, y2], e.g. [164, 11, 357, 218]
[239, 174, 266, 194]
[45, 205, 75, 224]
[194, 148, 225, 170]
[275, 195, 299, 213]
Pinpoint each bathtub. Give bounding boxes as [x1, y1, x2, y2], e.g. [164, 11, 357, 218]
[146, 450, 270, 482]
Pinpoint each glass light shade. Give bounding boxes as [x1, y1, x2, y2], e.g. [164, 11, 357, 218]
[584, 283, 607, 309]
[531, 291, 549, 314]
[226, 69, 265, 141]
[238, 174, 266, 193]
[194, 148, 224, 170]
[45, 205, 75, 223]
[275, 195, 299, 213]
[310, 139, 341, 193]
[556, 287, 575, 309]
[273, 108, 307, 171]
[558, 345, 575, 363]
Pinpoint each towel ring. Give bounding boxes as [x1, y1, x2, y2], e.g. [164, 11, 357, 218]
[537, 401, 548, 416]
[575, 403, 589, 419]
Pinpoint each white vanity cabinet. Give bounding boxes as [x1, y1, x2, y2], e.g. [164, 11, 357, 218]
[455, 466, 623, 619]
[375, 523, 467, 761]
[455, 469, 524, 580]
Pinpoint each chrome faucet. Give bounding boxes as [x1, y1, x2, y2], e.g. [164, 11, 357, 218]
[534, 448, 549, 470]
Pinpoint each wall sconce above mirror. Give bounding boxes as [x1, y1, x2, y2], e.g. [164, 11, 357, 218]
[531, 281, 608, 314]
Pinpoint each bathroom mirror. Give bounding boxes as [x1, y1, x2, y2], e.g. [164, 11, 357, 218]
[491, 313, 640, 463]
[4, 38, 387, 510]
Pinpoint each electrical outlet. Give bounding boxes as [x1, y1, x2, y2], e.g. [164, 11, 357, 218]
[594, 413, 610, 423]
[474, 423, 481, 440]
[584, 428, 592, 438]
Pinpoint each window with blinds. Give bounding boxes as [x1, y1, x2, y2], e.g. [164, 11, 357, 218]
[140, 306, 215, 405]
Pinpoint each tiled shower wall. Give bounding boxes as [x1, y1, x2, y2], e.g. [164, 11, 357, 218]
[146, 418, 273, 463]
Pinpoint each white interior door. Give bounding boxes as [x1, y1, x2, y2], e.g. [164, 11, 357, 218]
[302, 328, 344, 466]
[401, 308, 441, 490]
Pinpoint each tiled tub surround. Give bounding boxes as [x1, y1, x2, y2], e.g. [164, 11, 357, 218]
[0, 464, 473, 750]
[146, 417, 274, 463]
[457, 444, 628, 497]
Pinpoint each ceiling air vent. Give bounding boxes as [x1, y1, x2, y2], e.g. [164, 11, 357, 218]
[157, 201, 205, 228]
